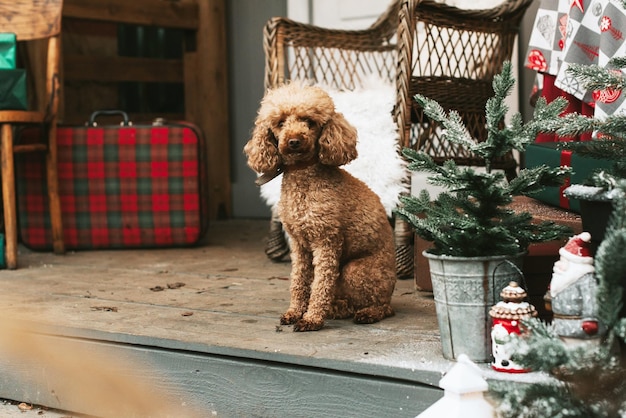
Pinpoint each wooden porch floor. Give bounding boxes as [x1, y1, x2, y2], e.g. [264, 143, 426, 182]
[0, 220, 541, 417]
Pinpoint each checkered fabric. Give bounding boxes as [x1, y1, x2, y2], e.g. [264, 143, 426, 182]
[16, 123, 208, 250]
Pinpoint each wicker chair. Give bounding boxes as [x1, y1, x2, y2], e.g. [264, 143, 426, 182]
[261, 0, 533, 279]
[396, 0, 534, 179]
[397, 0, 535, 288]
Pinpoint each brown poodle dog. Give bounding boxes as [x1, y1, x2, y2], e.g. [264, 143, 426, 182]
[244, 83, 396, 332]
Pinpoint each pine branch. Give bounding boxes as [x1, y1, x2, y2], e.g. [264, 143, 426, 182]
[566, 63, 626, 91]
[489, 59, 626, 418]
[492, 184, 626, 417]
[494, 317, 626, 417]
[615, 318, 626, 341]
[594, 182, 626, 334]
[524, 96, 570, 138]
[510, 165, 573, 196]
[552, 58, 626, 190]
[555, 113, 626, 143]
[491, 380, 605, 418]
[551, 113, 598, 138]
[396, 62, 572, 256]
[507, 318, 570, 370]
[610, 56, 626, 69]
[552, 111, 626, 187]
[413, 94, 477, 154]
[483, 61, 514, 161]
[401, 147, 445, 175]
[561, 139, 626, 160]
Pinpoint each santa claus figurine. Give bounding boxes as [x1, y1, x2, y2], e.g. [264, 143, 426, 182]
[549, 232, 606, 345]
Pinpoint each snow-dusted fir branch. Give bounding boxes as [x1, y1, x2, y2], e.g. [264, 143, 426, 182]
[594, 181, 626, 339]
[550, 58, 626, 188]
[553, 112, 626, 142]
[395, 62, 572, 257]
[491, 182, 626, 417]
[566, 60, 626, 91]
[492, 315, 626, 417]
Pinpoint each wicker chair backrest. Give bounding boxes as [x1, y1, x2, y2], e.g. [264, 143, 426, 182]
[396, 0, 534, 178]
[263, 0, 400, 91]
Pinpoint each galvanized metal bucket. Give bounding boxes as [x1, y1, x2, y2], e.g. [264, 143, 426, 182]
[423, 251, 525, 362]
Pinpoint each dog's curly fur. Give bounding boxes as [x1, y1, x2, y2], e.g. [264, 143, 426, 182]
[244, 83, 396, 332]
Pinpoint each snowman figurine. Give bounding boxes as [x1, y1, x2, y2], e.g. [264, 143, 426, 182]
[490, 281, 537, 373]
[549, 232, 606, 345]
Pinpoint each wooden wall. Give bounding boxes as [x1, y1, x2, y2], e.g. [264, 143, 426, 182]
[60, 0, 230, 219]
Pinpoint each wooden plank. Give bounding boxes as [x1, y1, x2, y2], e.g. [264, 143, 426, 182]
[63, 0, 199, 30]
[0, 333, 442, 417]
[61, 112, 185, 126]
[60, 18, 117, 121]
[190, 0, 231, 219]
[0, 219, 555, 416]
[64, 54, 183, 83]
[0, 220, 449, 383]
[0, 0, 63, 40]
[183, 51, 198, 127]
[62, 17, 117, 38]
[62, 81, 119, 123]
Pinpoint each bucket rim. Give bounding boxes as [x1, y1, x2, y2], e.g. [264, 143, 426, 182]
[422, 250, 526, 262]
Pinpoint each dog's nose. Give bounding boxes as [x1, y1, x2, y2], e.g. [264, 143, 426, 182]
[288, 138, 301, 149]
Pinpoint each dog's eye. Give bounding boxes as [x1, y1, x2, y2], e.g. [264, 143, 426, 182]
[277, 119, 285, 128]
[304, 118, 316, 128]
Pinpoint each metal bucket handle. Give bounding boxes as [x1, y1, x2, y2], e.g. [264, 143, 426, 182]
[492, 259, 527, 291]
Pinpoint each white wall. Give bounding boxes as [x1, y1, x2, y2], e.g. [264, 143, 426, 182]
[228, 1, 288, 218]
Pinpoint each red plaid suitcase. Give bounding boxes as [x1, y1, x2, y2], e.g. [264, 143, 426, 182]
[16, 111, 209, 250]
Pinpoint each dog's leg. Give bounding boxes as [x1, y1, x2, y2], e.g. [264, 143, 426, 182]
[341, 254, 396, 325]
[294, 243, 341, 332]
[354, 305, 395, 324]
[280, 243, 313, 325]
[328, 298, 354, 320]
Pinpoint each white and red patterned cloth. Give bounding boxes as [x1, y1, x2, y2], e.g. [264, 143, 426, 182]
[525, 0, 626, 136]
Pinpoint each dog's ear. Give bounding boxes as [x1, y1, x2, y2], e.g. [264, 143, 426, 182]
[244, 120, 281, 175]
[318, 112, 358, 166]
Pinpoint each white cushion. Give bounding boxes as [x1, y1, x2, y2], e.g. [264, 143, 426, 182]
[260, 77, 408, 217]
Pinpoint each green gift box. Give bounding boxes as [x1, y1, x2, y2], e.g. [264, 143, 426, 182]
[524, 142, 613, 213]
[0, 33, 16, 69]
[0, 68, 27, 110]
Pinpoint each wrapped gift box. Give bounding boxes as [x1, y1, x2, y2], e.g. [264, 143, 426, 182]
[0, 33, 16, 69]
[0, 68, 27, 110]
[524, 142, 613, 213]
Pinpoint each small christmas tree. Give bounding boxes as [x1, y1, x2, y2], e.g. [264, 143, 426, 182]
[395, 61, 572, 257]
[547, 56, 626, 190]
[490, 181, 626, 418]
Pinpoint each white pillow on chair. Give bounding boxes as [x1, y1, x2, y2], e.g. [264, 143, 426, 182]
[260, 77, 408, 217]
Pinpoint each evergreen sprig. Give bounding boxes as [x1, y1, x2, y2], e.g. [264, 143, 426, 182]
[492, 317, 626, 417]
[395, 62, 572, 257]
[555, 58, 626, 187]
[566, 60, 626, 91]
[491, 379, 606, 418]
[491, 183, 626, 417]
[489, 52, 626, 418]
[594, 181, 626, 337]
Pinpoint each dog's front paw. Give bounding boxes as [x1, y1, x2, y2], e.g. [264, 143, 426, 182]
[293, 316, 324, 332]
[280, 310, 302, 325]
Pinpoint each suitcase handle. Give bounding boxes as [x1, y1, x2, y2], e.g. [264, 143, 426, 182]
[88, 110, 132, 127]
